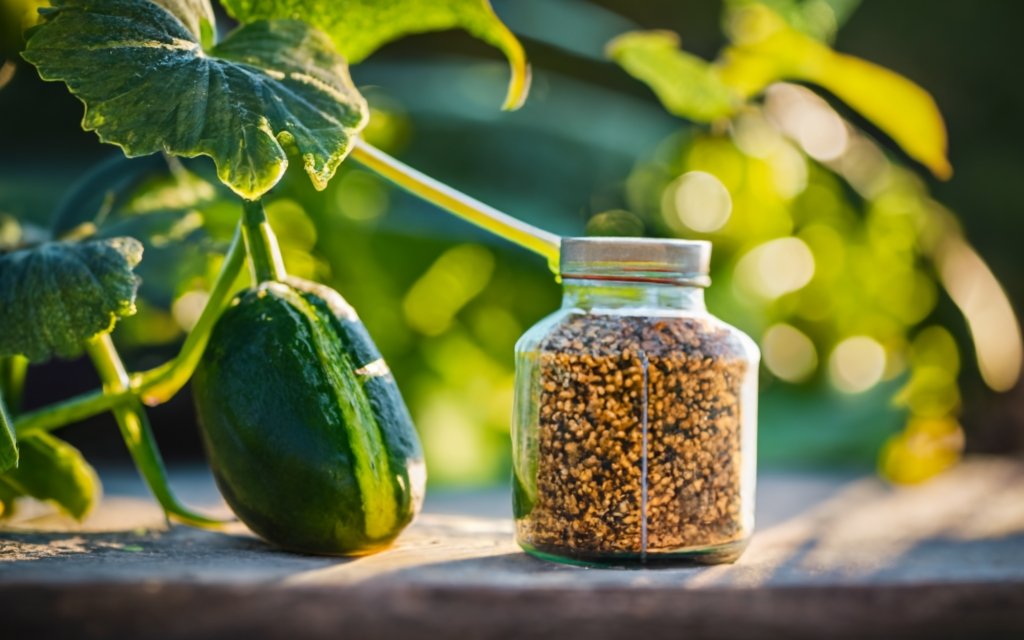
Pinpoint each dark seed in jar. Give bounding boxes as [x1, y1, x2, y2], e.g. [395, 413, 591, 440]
[518, 313, 749, 556]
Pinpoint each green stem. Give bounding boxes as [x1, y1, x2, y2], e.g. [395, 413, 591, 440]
[241, 198, 287, 283]
[0, 355, 28, 415]
[13, 389, 115, 437]
[134, 224, 246, 405]
[85, 334, 229, 529]
[13, 226, 248, 435]
[350, 139, 562, 273]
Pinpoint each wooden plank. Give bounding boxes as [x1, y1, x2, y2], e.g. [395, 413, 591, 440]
[1, 458, 1023, 638]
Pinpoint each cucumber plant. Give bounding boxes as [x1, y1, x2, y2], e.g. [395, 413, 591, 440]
[0, 0, 1015, 550]
[0, 0, 557, 551]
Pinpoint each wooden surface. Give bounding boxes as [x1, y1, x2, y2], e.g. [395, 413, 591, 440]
[2, 458, 1024, 639]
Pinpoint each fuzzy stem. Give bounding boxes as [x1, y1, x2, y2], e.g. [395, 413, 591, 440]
[350, 139, 562, 273]
[85, 334, 229, 529]
[241, 198, 286, 283]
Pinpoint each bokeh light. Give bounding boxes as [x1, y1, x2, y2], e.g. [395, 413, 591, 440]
[171, 290, 209, 332]
[830, 336, 887, 393]
[764, 83, 850, 161]
[937, 237, 1023, 392]
[665, 170, 733, 232]
[734, 236, 815, 300]
[762, 323, 818, 382]
[403, 244, 495, 336]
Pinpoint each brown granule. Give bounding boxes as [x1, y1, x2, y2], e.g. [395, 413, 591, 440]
[517, 313, 750, 559]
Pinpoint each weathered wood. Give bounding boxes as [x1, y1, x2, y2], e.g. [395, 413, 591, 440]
[2, 458, 1023, 638]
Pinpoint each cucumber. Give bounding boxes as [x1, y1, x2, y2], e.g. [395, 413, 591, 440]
[192, 279, 425, 555]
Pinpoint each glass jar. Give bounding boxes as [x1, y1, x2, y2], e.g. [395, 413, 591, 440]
[512, 238, 759, 566]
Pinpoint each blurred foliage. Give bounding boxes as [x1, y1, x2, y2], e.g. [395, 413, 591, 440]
[0, 0, 43, 58]
[609, 1, 950, 178]
[607, 1, 1019, 482]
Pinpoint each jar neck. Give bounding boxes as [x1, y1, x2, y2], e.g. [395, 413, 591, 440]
[561, 277, 707, 312]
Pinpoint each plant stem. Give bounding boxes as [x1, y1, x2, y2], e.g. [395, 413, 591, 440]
[0, 355, 28, 415]
[350, 139, 562, 273]
[85, 334, 229, 529]
[13, 226, 248, 435]
[13, 389, 115, 436]
[241, 198, 287, 283]
[135, 224, 246, 405]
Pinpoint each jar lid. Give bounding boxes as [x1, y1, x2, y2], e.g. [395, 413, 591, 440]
[560, 237, 712, 286]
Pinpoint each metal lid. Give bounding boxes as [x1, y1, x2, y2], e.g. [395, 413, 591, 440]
[560, 237, 712, 286]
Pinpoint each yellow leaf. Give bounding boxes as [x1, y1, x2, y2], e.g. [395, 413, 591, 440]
[878, 416, 963, 484]
[607, 30, 737, 123]
[719, 4, 951, 179]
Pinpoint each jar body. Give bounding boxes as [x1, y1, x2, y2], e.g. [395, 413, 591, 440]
[512, 282, 759, 566]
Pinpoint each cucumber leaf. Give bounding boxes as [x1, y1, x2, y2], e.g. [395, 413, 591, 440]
[22, 0, 369, 199]
[607, 31, 736, 123]
[0, 432, 101, 521]
[0, 392, 16, 473]
[221, 0, 530, 110]
[0, 237, 142, 363]
[719, 3, 950, 178]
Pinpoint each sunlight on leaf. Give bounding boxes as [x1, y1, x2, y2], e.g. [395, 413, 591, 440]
[0, 432, 100, 520]
[152, 0, 215, 46]
[718, 4, 951, 179]
[221, 0, 531, 110]
[724, 0, 861, 43]
[0, 237, 142, 362]
[607, 31, 736, 123]
[23, 0, 369, 199]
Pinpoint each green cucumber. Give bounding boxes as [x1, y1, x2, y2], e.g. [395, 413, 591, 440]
[192, 279, 425, 555]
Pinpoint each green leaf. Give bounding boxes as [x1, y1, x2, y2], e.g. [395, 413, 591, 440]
[0, 391, 17, 473]
[221, 0, 530, 110]
[724, 0, 861, 42]
[0, 432, 100, 520]
[607, 31, 737, 123]
[22, 0, 369, 199]
[719, 3, 951, 178]
[0, 237, 142, 363]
